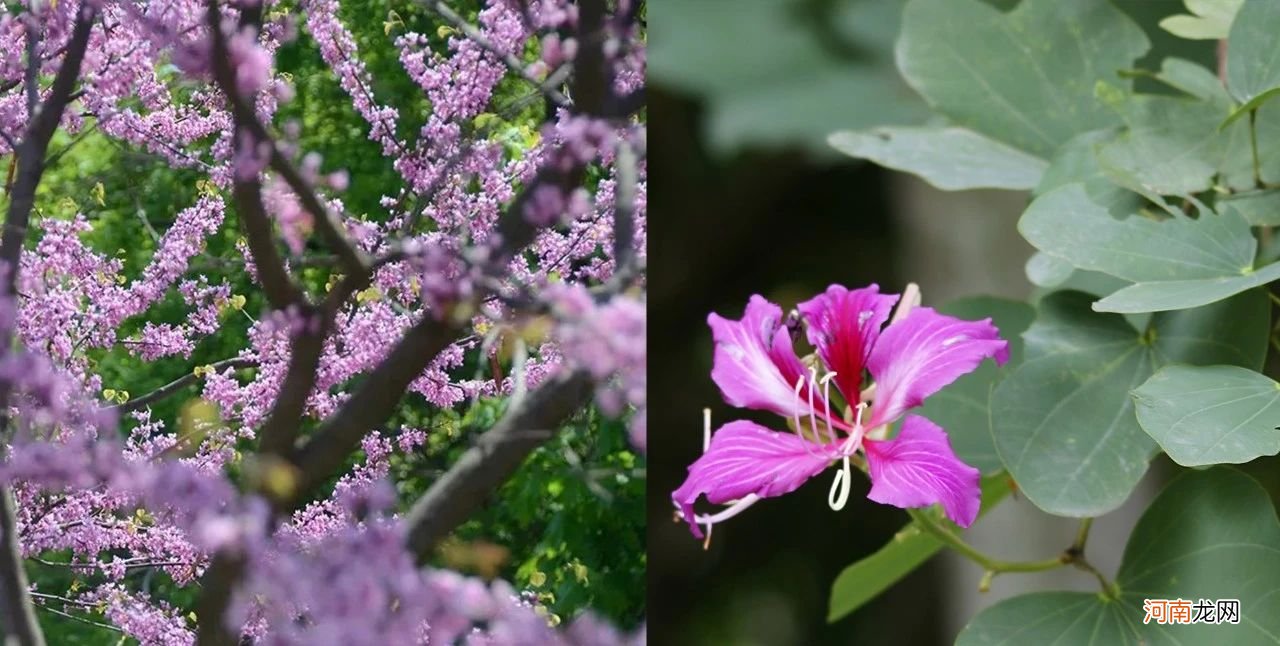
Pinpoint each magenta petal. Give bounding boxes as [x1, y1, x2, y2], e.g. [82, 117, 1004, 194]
[797, 284, 898, 401]
[863, 416, 980, 527]
[672, 420, 833, 537]
[866, 307, 1008, 428]
[709, 295, 815, 418]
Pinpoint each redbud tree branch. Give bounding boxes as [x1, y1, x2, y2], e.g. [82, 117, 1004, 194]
[207, 10, 304, 310]
[396, 129, 642, 564]
[106, 357, 256, 414]
[208, 9, 330, 468]
[197, 5, 325, 643]
[405, 369, 593, 558]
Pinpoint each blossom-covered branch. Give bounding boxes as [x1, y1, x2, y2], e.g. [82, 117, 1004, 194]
[108, 357, 256, 414]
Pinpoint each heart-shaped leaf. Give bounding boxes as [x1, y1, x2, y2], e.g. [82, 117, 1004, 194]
[1095, 90, 1232, 196]
[1160, 0, 1244, 41]
[1219, 189, 1280, 226]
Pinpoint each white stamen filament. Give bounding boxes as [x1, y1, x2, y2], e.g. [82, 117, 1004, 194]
[828, 456, 851, 510]
[689, 493, 761, 526]
[807, 366, 819, 443]
[819, 371, 838, 445]
[792, 374, 824, 458]
[703, 407, 711, 453]
[890, 282, 921, 325]
[828, 402, 868, 511]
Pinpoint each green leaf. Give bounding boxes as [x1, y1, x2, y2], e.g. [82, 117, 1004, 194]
[1219, 189, 1280, 226]
[959, 468, 1280, 645]
[649, 0, 928, 153]
[827, 474, 1012, 623]
[1131, 57, 1231, 103]
[917, 297, 1034, 474]
[1133, 365, 1280, 466]
[1022, 184, 1253, 280]
[826, 522, 942, 623]
[897, 0, 1149, 158]
[991, 290, 1267, 517]
[1088, 59, 1277, 199]
[1159, 0, 1244, 40]
[1050, 270, 1132, 302]
[1226, 0, 1280, 104]
[1020, 183, 1279, 312]
[958, 592, 1136, 645]
[1034, 129, 1141, 216]
[1095, 91, 1232, 196]
[1026, 252, 1074, 288]
[1095, 262, 1280, 312]
[827, 126, 1047, 191]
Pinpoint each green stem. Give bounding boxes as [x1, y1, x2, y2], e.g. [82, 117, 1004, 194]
[1072, 517, 1093, 552]
[1073, 558, 1121, 601]
[906, 508, 1066, 573]
[1251, 109, 1263, 188]
[909, 509, 1121, 599]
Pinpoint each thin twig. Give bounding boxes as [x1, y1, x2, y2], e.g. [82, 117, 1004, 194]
[36, 605, 124, 635]
[106, 357, 255, 413]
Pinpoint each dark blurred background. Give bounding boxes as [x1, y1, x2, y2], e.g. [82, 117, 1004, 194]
[642, 1, 1273, 645]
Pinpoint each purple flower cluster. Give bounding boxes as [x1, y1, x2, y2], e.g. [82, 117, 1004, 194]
[547, 284, 646, 452]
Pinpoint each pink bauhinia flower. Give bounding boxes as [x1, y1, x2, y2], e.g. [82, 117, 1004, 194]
[673, 284, 1009, 542]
